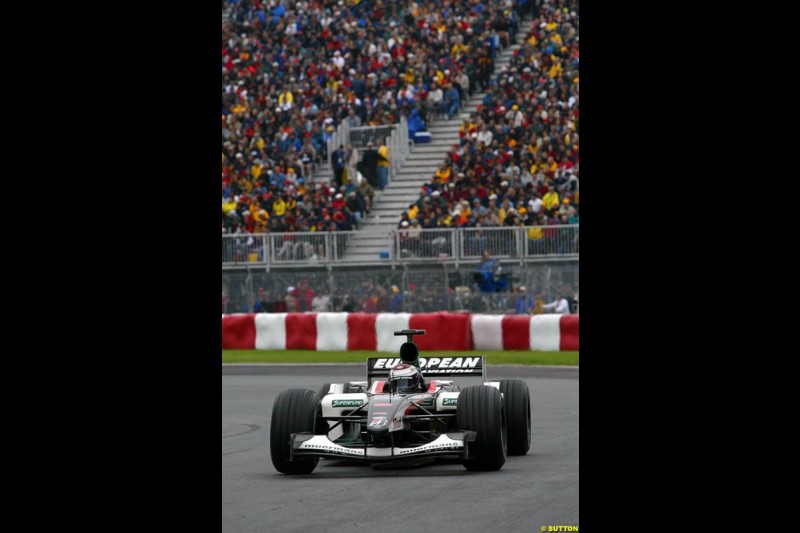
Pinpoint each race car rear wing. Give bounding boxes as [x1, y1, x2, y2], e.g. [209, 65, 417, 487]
[366, 356, 487, 384]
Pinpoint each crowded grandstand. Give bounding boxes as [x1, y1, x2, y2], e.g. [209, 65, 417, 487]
[221, 0, 578, 314]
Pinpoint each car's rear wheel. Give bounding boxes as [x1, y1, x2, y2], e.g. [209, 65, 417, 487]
[457, 385, 507, 471]
[270, 389, 322, 474]
[498, 379, 531, 455]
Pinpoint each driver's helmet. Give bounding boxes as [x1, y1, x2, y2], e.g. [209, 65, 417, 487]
[387, 363, 424, 394]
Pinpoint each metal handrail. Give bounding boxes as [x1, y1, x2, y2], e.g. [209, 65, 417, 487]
[324, 116, 411, 187]
[222, 225, 578, 267]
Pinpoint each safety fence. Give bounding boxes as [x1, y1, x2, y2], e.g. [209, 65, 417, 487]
[221, 312, 579, 352]
[221, 260, 577, 316]
[222, 225, 578, 267]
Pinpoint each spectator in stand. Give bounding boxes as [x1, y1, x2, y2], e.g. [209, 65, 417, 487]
[253, 287, 269, 313]
[377, 141, 390, 191]
[341, 295, 355, 312]
[332, 145, 346, 188]
[345, 142, 359, 187]
[346, 108, 362, 128]
[542, 185, 560, 215]
[284, 286, 298, 312]
[291, 279, 315, 312]
[389, 285, 404, 312]
[443, 83, 461, 120]
[426, 81, 444, 117]
[542, 293, 570, 314]
[312, 288, 332, 312]
[360, 289, 378, 313]
[376, 286, 390, 312]
[478, 250, 499, 275]
[408, 216, 422, 234]
[514, 285, 535, 314]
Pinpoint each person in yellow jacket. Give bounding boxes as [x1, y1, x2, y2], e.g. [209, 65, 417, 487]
[254, 209, 269, 232]
[542, 185, 560, 212]
[222, 197, 237, 215]
[527, 226, 543, 241]
[438, 213, 453, 227]
[459, 119, 472, 139]
[533, 292, 545, 315]
[272, 197, 287, 217]
[498, 198, 511, 225]
[451, 41, 468, 57]
[238, 177, 253, 195]
[278, 90, 293, 110]
[434, 163, 451, 184]
[527, 225, 544, 255]
[378, 143, 390, 190]
[254, 136, 266, 151]
[408, 203, 419, 220]
[251, 160, 263, 179]
[326, 78, 341, 93]
[249, 199, 262, 218]
[549, 61, 563, 79]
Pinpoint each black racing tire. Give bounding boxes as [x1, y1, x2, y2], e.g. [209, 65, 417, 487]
[457, 385, 507, 471]
[498, 379, 531, 455]
[270, 389, 322, 475]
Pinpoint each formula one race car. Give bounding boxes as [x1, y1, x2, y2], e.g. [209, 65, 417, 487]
[270, 330, 531, 474]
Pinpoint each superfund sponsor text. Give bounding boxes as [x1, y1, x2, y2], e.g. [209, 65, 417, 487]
[331, 399, 364, 408]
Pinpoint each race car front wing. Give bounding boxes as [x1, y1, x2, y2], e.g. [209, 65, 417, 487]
[290, 431, 477, 462]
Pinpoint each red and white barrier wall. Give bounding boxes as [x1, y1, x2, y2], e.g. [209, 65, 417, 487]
[222, 312, 578, 351]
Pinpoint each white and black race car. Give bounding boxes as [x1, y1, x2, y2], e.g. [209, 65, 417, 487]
[270, 330, 531, 474]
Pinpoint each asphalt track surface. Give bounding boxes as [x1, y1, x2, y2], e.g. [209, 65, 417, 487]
[223, 365, 578, 532]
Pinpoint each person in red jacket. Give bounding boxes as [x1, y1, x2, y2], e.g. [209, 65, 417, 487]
[291, 279, 315, 312]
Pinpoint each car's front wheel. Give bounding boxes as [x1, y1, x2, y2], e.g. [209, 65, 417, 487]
[270, 389, 322, 474]
[457, 385, 507, 471]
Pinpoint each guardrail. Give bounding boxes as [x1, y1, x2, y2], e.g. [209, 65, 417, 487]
[222, 225, 578, 268]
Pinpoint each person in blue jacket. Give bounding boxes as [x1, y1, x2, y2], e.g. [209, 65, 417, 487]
[408, 109, 426, 141]
[389, 285, 404, 312]
[444, 84, 461, 120]
[514, 286, 535, 314]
